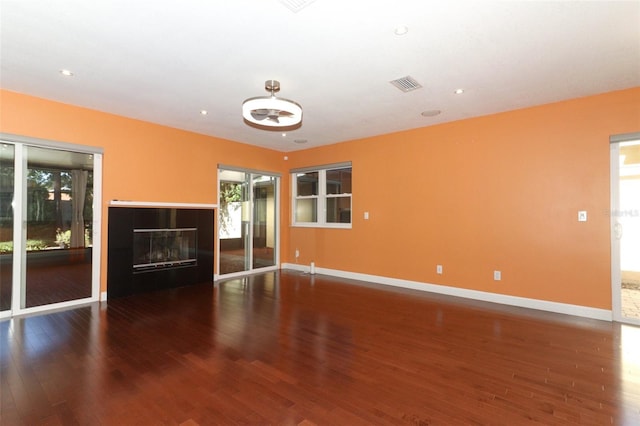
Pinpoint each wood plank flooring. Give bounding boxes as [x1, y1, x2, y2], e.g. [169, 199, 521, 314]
[1, 270, 639, 425]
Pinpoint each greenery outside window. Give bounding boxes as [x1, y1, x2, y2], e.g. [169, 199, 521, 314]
[292, 163, 351, 228]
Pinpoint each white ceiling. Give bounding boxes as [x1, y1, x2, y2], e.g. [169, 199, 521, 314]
[1, 0, 639, 152]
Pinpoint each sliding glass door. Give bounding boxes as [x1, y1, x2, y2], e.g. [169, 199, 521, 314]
[0, 138, 101, 317]
[219, 170, 250, 274]
[611, 134, 640, 325]
[0, 143, 15, 313]
[252, 174, 277, 270]
[218, 168, 278, 276]
[24, 146, 94, 308]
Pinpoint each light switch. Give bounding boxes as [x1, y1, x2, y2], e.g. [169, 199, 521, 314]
[364, 211, 369, 220]
[578, 211, 587, 222]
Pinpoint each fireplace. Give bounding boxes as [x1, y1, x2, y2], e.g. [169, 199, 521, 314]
[107, 207, 214, 299]
[133, 228, 197, 273]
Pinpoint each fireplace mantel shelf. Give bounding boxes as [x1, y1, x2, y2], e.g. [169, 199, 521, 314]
[110, 200, 217, 209]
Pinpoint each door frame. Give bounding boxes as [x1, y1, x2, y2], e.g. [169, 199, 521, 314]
[0, 133, 103, 319]
[610, 131, 640, 325]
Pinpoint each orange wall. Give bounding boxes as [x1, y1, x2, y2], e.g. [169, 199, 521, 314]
[0, 89, 288, 290]
[2, 88, 639, 310]
[284, 88, 640, 309]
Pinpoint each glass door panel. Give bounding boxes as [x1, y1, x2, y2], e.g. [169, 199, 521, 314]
[0, 143, 14, 312]
[617, 140, 640, 322]
[252, 175, 276, 269]
[219, 169, 278, 276]
[219, 170, 251, 275]
[24, 146, 93, 308]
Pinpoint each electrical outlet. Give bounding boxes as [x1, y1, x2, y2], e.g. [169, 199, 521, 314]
[494, 270, 501, 281]
[578, 211, 587, 222]
[436, 264, 443, 274]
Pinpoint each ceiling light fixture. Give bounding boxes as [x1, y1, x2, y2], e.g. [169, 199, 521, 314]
[200, 110, 208, 115]
[394, 25, 409, 36]
[454, 88, 464, 94]
[60, 69, 74, 77]
[242, 80, 302, 128]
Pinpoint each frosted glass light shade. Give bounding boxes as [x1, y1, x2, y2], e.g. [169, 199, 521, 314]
[242, 96, 303, 127]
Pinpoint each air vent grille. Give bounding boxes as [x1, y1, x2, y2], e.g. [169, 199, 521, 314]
[280, 0, 316, 13]
[390, 76, 423, 92]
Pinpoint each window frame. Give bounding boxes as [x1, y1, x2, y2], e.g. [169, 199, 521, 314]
[291, 162, 352, 229]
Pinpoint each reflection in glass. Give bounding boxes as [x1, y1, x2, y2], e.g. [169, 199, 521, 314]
[219, 170, 279, 276]
[219, 171, 250, 275]
[326, 197, 351, 223]
[25, 146, 93, 308]
[295, 198, 317, 223]
[326, 168, 351, 195]
[297, 172, 318, 196]
[253, 175, 276, 269]
[133, 228, 197, 273]
[326, 167, 351, 223]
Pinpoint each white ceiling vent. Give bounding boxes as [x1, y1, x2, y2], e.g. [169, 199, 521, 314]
[390, 76, 423, 92]
[280, 0, 316, 13]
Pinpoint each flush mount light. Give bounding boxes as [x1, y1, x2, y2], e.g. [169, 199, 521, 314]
[242, 80, 302, 128]
[394, 25, 409, 36]
[454, 88, 464, 94]
[200, 110, 208, 115]
[59, 69, 74, 77]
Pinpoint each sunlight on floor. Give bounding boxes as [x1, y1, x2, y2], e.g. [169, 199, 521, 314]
[621, 325, 640, 423]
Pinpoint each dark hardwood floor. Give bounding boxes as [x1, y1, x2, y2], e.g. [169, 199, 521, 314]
[1, 271, 639, 425]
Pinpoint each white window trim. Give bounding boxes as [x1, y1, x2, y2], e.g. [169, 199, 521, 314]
[292, 165, 352, 229]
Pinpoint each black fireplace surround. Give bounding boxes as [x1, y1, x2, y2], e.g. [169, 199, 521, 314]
[107, 207, 214, 299]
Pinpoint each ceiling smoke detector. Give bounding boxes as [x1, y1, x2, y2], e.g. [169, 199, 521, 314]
[242, 80, 303, 128]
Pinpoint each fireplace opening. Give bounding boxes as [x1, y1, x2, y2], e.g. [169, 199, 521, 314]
[133, 228, 197, 273]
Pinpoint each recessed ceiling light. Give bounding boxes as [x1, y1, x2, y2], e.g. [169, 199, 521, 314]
[60, 69, 74, 77]
[421, 110, 441, 117]
[282, 133, 287, 137]
[394, 25, 409, 36]
[454, 88, 464, 94]
[200, 110, 208, 115]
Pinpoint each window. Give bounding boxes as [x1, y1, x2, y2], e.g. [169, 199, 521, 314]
[292, 163, 352, 228]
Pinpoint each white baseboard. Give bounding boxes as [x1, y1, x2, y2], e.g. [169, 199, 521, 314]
[281, 263, 612, 321]
[100, 291, 108, 302]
